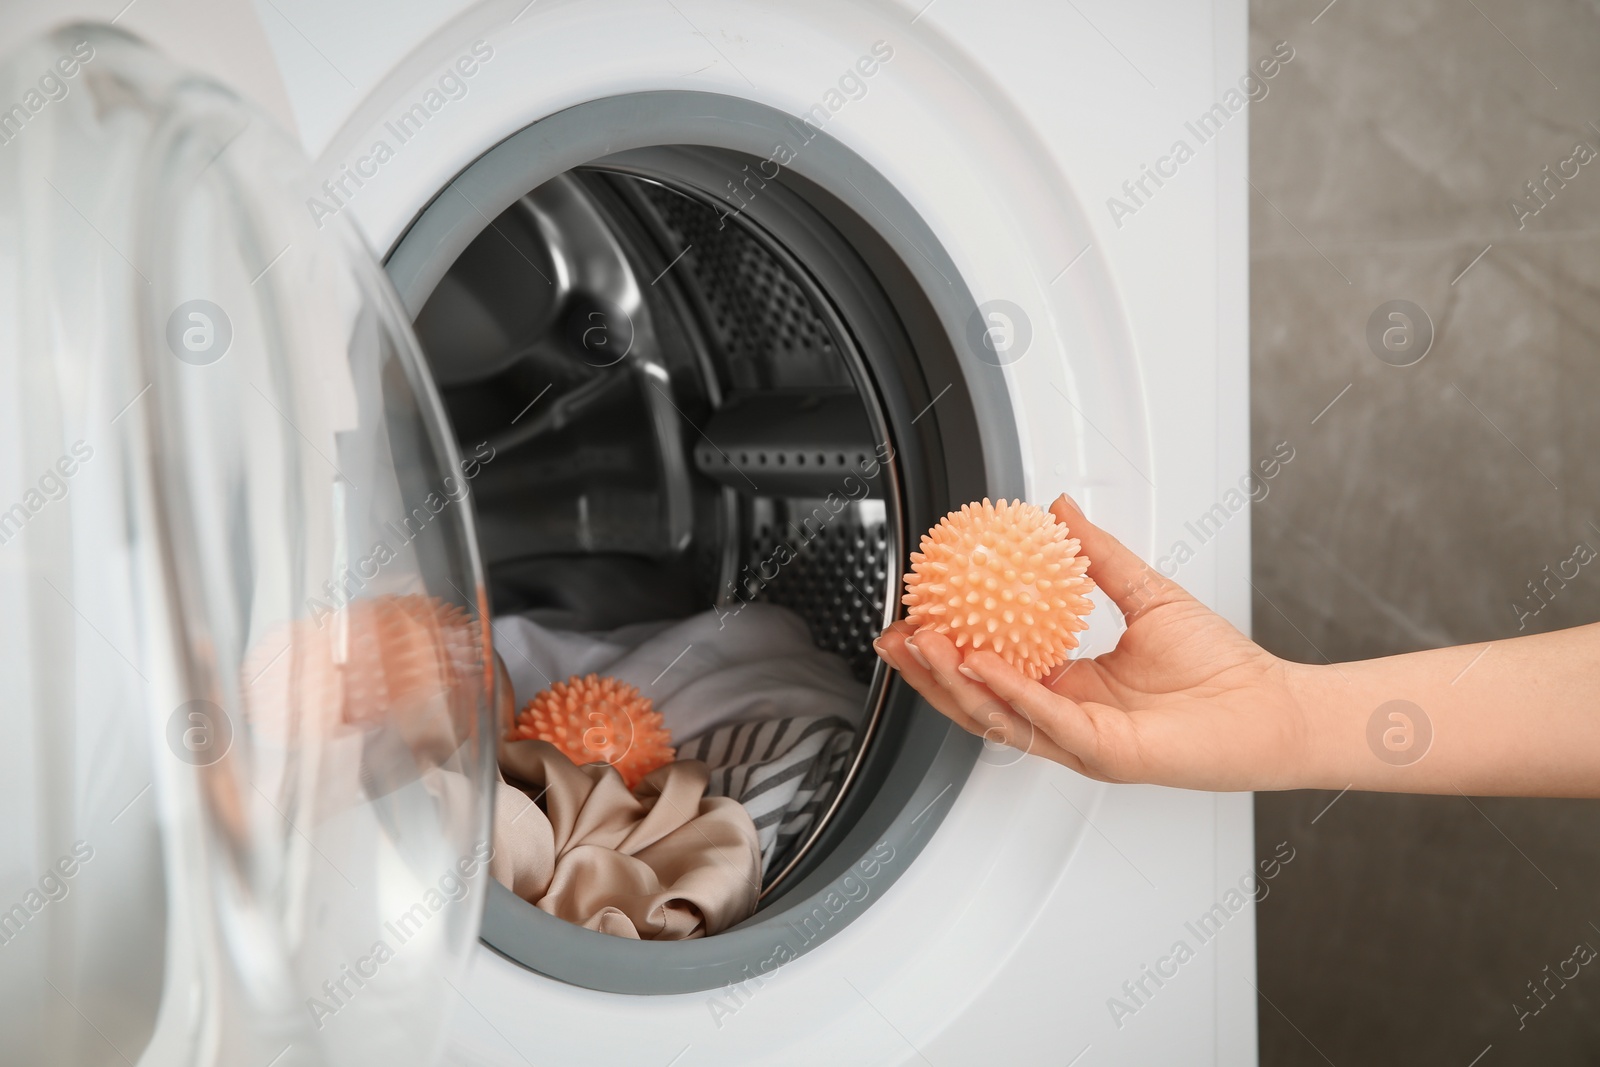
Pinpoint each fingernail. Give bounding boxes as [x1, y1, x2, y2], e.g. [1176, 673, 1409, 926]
[872, 638, 888, 657]
[1056, 491, 1081, 511]
[904, 637, 931, 670]
[957, 664, 982, 682]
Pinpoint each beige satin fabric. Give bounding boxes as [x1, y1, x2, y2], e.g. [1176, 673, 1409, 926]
[491, 740, 760, 939]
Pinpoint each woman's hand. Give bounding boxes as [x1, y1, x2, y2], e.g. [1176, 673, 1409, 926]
[874, 494, 1320, 791]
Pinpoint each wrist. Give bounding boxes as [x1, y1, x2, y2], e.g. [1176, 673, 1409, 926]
[1277, 658, 1348, 790]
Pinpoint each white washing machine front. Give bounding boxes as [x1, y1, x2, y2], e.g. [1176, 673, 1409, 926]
[266, 2, 1256, 1064]
[0, 1, 1255, 1064]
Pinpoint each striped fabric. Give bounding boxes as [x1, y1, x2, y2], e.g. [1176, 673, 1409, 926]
[675, 715, 856, 876]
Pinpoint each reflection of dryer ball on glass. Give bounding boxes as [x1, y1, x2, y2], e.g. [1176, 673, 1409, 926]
[901, 498, 1095, 680]
[335, 596, 482, 726]
[508, 673, 675, 790]
[241, 594, 482, 746]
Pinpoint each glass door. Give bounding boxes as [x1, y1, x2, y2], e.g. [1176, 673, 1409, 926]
[0, 25, 495, 1067]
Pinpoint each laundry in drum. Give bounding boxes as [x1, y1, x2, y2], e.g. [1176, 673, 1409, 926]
[902, 498, 1097, 680]
[491, 736, 761, 940]
[489, 603, 866, 939]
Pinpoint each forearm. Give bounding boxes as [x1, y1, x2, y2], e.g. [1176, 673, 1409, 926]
[1290, 622, 1600, 797]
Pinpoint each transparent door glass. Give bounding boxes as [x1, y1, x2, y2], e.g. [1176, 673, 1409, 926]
[0, 25, 494, 1067]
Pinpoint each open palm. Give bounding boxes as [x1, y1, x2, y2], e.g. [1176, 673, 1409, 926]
[875, 495, 1317, 791]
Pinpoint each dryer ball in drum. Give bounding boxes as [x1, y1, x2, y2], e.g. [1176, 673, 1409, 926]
[508, 674, 676, 790]
[901, 498, 1095, 680]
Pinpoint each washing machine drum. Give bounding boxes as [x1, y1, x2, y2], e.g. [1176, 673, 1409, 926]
[422, 169, 894, 677]
[416, 164, 899, 882]
[393, 128, 993, 993]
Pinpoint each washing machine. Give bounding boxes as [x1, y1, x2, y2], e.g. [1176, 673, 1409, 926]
[0, 1, 1254, 1064]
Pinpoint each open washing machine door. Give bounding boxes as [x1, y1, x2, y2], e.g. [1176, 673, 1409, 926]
[0, 26, 496, 1067]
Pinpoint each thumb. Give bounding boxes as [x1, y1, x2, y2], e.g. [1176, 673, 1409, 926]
[1049, 493, 1190, 620]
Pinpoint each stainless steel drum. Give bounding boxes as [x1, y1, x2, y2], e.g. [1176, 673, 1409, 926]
[394, 124, 995, 992]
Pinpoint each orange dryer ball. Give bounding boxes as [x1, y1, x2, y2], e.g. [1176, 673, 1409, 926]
[902, 498, 1096, 680]
[508, 674, 675, 790]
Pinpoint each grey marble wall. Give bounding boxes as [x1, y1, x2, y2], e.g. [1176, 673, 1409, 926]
[1248, 0, 1600, 1062]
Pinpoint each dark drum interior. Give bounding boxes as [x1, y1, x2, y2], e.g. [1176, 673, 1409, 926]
[392, 120, 995, 992]
[412, 155, 905, 893]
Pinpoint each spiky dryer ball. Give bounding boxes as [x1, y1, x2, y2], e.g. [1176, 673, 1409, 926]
[508, 673, 676, 790]
[902, 498, 1096, 680]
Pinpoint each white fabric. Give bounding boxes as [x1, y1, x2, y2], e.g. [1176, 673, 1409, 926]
[493, 603, 866, 743]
